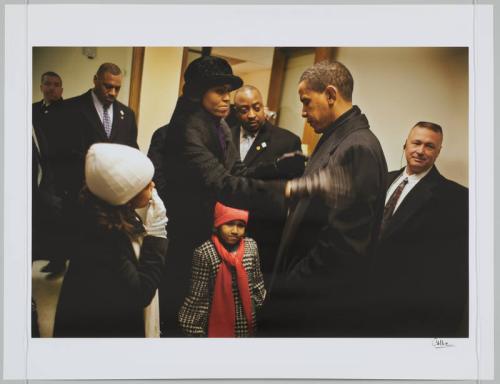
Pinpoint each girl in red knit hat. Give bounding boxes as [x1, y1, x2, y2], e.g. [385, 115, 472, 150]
[178, 202, 266, 337]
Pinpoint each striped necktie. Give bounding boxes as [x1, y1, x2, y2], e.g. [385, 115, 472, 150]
[380, 177, 408, 234]
[103, 104, 112, 138]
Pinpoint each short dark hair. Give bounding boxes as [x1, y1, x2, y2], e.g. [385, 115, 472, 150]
[96, 63, 122, 79]
[299, 60, 354, 101]
[40, 71, 62, 84]
[413, 121, 443, 135]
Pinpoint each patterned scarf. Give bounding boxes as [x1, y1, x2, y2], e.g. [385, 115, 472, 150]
[208, 235, 253, 337]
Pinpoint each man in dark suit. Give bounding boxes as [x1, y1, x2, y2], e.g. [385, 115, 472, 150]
[32, 71, 65, 274]
[231, 85, 302, 279]
[53, 62, 139, 201]
[374, 122, 468, 337]
[43, 63, 139, 277]
[231, 85, 301, 169]
[32, 71, 64, 134]
[263, 61, 388, 337]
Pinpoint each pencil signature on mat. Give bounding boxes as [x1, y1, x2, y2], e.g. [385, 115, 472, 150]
[432, 338, 454, 349]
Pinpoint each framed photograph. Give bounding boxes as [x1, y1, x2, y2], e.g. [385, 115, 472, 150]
[3, 3, 494, 380]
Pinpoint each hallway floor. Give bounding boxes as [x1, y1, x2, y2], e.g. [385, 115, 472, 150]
[32, 260, 66, 337]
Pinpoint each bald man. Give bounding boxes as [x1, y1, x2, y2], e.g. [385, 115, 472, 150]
[231, 85, 302, 279]
[231, 85, 302, 168]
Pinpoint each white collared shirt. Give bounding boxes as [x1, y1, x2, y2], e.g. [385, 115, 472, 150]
[91, 90, 114, 126]
[385, 166, 432, 213]
[239, 126, 257, 160]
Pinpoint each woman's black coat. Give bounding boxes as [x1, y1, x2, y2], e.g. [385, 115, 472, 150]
[161, 98, 283, 334]
[54, 226, 167, 338]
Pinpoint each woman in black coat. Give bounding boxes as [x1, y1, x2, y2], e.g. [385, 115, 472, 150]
[54, 143, 168, 337]
[161, 56, 303, 335]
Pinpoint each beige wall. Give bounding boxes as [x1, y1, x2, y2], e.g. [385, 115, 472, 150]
[337, 47, 468, 186]
[32, 47, 132, 104]
[137, 47, 183, 152]
[276, 47, 468, 187]
[278, 51, 315, 136]
[237, 69, 271, 106]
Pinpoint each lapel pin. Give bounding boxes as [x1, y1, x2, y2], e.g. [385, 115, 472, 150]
[261, 142, 267, 148]
[256, 146, 261, 151]
[120, 110, 124, 119]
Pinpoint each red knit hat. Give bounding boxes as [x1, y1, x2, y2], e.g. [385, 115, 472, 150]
[213, 202, 249, 228]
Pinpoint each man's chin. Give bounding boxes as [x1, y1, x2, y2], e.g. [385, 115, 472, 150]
[409, 163, 431, 174]
[313, 125, 324, 134]
[245, 127, 260, 134]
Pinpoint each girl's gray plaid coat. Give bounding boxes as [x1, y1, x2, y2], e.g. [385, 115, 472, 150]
[178, 237, 266, 337]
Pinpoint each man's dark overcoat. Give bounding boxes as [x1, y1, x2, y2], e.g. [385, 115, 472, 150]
[265, 106, 388, 337]
[373, 166, 468, 337]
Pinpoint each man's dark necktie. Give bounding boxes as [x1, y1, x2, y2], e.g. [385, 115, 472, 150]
[103, 104, 112, 138]
[380, 177, 408, 234]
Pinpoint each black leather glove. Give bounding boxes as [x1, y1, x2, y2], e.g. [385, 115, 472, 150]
[275, 151, 307, 178]
[287, 164, 352, 208]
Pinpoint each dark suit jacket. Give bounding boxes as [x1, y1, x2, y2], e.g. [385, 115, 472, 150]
[265, 106, 388, 337]
[231, 121, 302, 167]
[49, 90, 138, 199]
[231, 121, 302, 277]
[374, 166, 469, 337]
[32, 99, 63, 138]
[64, 89, 138, 149]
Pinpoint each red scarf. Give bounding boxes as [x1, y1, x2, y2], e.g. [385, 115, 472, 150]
[208, 235, 253, 337]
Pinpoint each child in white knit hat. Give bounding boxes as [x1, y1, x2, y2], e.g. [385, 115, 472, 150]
[54, 143, 168, 338]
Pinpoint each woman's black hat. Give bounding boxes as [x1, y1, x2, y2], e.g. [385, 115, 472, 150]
[183, 56, 243, 99]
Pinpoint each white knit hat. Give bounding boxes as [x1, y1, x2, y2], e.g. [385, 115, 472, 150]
[85, 143, 154, 206]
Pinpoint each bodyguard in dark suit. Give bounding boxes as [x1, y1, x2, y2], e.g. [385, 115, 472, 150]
[32, 71, 64, 136]
[53, 62, 139, 201]
[375, 122, 468, 337]
[231, 85, 302, 278]
[44, 64, 139, 278]
[32, 71, 65, 273]
[32, 71, 65, 200]
[263, 61, 388, 337]
[66, 63, 138, 151]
